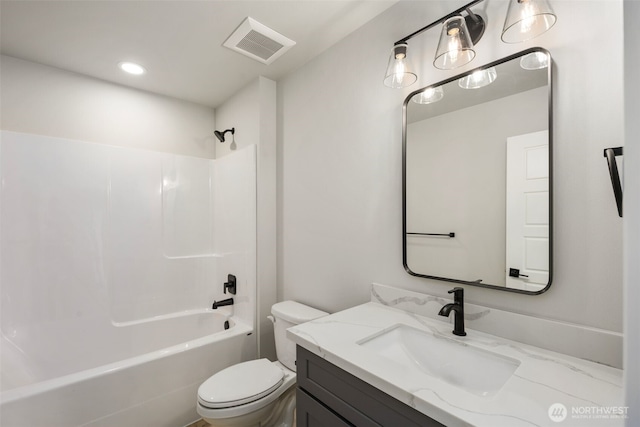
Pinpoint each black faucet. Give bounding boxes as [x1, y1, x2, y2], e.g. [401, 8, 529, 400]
[212, 298, 234, 309]
[438, 287, 466, 336]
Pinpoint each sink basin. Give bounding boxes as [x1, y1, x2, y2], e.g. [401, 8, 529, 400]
[358, 324, 520, 397]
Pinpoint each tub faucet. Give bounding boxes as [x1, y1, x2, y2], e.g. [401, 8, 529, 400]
[212, 298, 234, 309]
[438, 287, 466, 336]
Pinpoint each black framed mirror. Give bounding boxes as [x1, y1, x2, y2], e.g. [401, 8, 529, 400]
[402, 48, 552, 294]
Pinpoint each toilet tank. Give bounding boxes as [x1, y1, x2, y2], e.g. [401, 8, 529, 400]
[271, 301, 328, 372]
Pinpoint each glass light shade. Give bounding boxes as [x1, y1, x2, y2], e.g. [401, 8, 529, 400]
[383, 43, 418, 88]
[501, 0, 557, 43]
[412, 86, 444, 104]
[458, 67, 497, 89]
[433, 16, 476, 70]
[520, 51, 549, 70]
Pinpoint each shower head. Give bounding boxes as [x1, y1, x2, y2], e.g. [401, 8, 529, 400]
[214, 128, 235, 142]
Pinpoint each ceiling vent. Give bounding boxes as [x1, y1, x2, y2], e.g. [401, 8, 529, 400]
[223, 17, 296, 65]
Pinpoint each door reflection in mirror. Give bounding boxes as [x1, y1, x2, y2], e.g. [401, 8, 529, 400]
[505, 131, 549, 292]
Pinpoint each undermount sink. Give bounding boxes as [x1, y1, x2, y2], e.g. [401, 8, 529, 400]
[358, 324, 520, 397]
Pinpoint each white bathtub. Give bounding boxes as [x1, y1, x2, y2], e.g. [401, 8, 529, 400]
[0, 311, 255, 427]
[0, 133, 259, 426]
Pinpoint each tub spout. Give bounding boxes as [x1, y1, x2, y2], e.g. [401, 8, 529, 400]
[212, 298, 234, 309]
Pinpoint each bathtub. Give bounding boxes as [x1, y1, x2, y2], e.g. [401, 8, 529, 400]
[0, 311, 255, 427]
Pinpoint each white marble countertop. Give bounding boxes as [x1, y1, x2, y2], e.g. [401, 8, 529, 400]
[287, 302, 624, 427]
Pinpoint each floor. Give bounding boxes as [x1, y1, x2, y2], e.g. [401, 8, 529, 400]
[187, 411, 297, 426]
[186, 420, 209, 427]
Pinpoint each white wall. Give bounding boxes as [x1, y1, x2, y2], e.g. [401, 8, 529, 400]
[215, 77, 278, 360]
[278, 0, 624, 342]
[624, 0, 640, 423]
[0, 55, 216, 158]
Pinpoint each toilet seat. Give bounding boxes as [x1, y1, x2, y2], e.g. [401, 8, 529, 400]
[198, 359, 284, 409]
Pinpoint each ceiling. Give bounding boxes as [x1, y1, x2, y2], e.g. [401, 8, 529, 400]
[1, 0, 396, 108]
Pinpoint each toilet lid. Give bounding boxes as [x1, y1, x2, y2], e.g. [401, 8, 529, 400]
[198, 359, 284, 409]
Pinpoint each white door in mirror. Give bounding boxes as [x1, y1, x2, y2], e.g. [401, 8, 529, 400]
[506, 130, 549, 291]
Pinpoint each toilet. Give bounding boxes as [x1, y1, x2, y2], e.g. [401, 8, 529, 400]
[197, 301, 328, 427]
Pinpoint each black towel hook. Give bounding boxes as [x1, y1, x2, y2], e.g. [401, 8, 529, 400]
[603, 147, 623, 217]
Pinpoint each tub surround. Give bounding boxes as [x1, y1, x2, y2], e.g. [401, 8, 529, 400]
[0, 131, 257, 329]
[287, 285, 624, 427]
[0, 131, 258, 426]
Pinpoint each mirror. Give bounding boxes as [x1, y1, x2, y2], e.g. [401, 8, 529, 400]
[403, 48, 552, 294]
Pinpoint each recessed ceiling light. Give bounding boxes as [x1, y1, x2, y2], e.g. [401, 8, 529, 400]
[118, 62, 146, 75]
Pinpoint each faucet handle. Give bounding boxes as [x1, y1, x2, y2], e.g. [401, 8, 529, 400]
[448, 287, 464, 301]
[224, 274, 237, 295]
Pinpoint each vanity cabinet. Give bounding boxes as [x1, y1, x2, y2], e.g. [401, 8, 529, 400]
[296, 346, 444, 427]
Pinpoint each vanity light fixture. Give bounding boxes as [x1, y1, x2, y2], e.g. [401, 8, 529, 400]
[412, 86, 444, 104]
[383, 43, 418, 88]
[519, 51, 550, 69]
[118, 61, 146, 75]
[458, 67, 497, 89]
[383, 0, 485, 88]
[501, 0, 557, 43]
[384, 0, 557, 88]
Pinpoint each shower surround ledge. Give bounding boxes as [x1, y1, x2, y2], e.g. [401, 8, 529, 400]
[287, 285, 624, 427]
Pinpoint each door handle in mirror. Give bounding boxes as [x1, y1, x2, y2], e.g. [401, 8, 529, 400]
[509, 268, 529, 279]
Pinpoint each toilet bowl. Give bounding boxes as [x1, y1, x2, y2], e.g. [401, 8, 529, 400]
[197, 359, 296, 427]
[196, 301, 328, 427]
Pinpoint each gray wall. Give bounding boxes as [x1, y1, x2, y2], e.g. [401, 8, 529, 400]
[278, 0, 624, 337]
[1, 55, 215, 158]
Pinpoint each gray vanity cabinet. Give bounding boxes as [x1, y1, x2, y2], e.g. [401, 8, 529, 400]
[296, 346, 444, 427]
